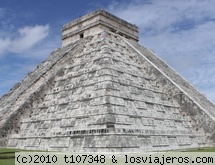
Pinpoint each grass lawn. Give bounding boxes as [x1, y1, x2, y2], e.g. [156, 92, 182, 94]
[185, 147, 215, 152]
[0, 148, 41, 165]
[0, 158, 15, 165]
[0, 148, 21, 165]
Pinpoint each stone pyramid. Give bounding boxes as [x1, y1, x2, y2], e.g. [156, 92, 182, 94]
[0, 9, 215, 152]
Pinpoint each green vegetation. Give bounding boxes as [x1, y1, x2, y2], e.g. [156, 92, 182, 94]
[0, 158, 15, 165]
[0, 148, 45, 165]
[0, 148, 42, 165]
[185, 147, 215, 152]
[0, 148, 20, 165]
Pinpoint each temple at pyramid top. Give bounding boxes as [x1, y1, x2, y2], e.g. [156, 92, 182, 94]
[62, 9, 139, 46]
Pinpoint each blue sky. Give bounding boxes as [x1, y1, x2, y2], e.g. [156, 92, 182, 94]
[0, 0, 215, 103]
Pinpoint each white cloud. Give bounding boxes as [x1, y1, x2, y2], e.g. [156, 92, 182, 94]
[108, 0, 215, 32]
[0, 24, 50, 56]
[0, 23, 60, 97]
[143, 21, 215, 71]
[189, 64, 215, 89]
[18, 34, 61, 60]
[0, 38, 11, 55]
[0, 8, 6, 18]
[107, 0, 215, 103]
[11, 25, 49, 53]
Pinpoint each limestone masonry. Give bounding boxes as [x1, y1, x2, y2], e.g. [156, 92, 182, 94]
[0, 9, 215, 152]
